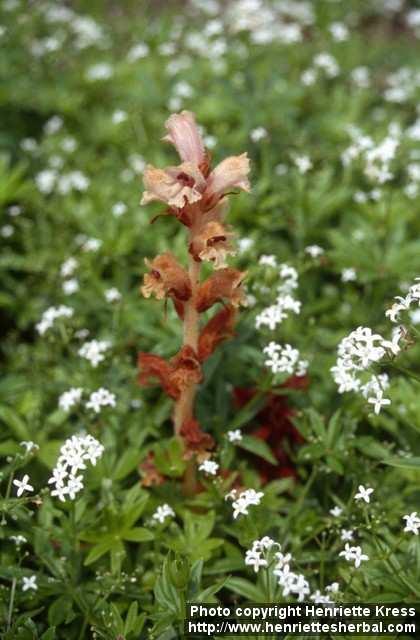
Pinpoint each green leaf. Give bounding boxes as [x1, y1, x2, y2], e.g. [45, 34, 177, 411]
[113, 449, 141, 481]
[48, 596, 72, 626]
[154, 555, 183, 616]
[84, 540, 114, 566]
[0, 404, 30, 440]
[225, 577, 265, 602]
[226, 395, 266, 431]
[153, 437, 187, 477]
[188, 559, 203, 598]
[238, 435, 277, 465]
[184, 510, 215, 543]
[37, 440, 62, 469]
[122, 491, 149, 528]
[122, 527, 154, 542]
[124, 601, 138, 635]
[195, 577, 228, 602]
[326, 410, 341, 448]
[382, 457, 420, 469]
[355, 436, 391, 460]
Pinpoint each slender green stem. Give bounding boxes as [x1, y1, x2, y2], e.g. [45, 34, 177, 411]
[7, 577, 16, 630]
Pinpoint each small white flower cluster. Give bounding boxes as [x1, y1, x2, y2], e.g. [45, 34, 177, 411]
[80, 237, 102, 252]
[227, 0, 312, 46]
[198, 459, 219, 475]
[152, 504, 175, 524]
[301, 52, 340, 86]
[364, 135, 400, 184]
[305, 244, 324, 258]
[78, 339, 111, 367]
[20, 441, 39, 454]
[386, 279, 420, 322]
[36, 305, 74, 335]
[104, 287, 121, 303]
[403, 512, 420, 535]
[225, 488, 264, 519]
[35, 169, 89, 195]
[13, 474, 34, 497]
[351, 65, 370, 89]
[256, 262, 301, 330]
[339, 543, 369, 568]
[250, 126, 267, 142]
[127, 42, 150, 62]
[341, 125, 400, 184]
[59, 387, 116, 414]
[60, 256, 79, 295]
[384, 67, 420, 104]
[354, 485, 374, 504]
[86, 388, 116, 413]
[331, 326, 400, 414]
[48, 434, 104, 502]
[86, 62, 114, 81]
[341, 268, 357, 283]
[227, 429, 242, 443]
[263, 341, 308, 376]
[245, 536, 278, 573]
[22, 575, 37, 592]
[60, 257, 78, 278]
[293, 154, 312, 173]
[59, 387, 83, 412]
[244, 536, 338, 603]
[10, 535, 27, 545]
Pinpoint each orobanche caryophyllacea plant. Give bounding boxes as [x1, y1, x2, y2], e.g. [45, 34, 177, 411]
[138, 111, 250, 485]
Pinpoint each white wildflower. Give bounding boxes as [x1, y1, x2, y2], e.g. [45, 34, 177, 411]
[59, 388, 83, 412]
[104, 287, 121, 303]
[227, 429, 242, 443]
[78, 340, 111, 367]
[354, 485, 374, 503]
[86, 388, 116, 413]
[153, 504, 175, 524]
[339, 543, 369, 568]
[13, 474, 34, 497]
[36, 305, 74, 335]
[198, 459, 219, 475]
[403, 512, 420, 535]
[22, 576, 38, 592]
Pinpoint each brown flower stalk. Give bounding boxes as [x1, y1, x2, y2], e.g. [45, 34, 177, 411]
[138, 111, 250, 462]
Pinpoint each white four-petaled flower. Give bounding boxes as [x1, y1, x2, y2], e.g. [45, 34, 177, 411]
[22, 575, 38, 592]
[13, 474, 34, 497]
[354, 485, 374, 503]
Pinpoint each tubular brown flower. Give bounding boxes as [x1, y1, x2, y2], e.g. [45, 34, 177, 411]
[179, 418, 215, 461]
[141, 253, 192, 302]
[138, 346, 202, 400]
[205, 153, 251, 201]
[189, 218, 235, 269]
[198, 306, 237, 361]
[141, 163, 206, 208]
[195, 268, 247, 312]
[163, 111, 206, 166]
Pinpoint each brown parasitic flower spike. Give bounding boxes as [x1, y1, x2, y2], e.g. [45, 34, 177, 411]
[138, 111, 250, 471]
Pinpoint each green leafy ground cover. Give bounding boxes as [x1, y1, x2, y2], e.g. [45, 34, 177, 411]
[1, 0, 420, 638]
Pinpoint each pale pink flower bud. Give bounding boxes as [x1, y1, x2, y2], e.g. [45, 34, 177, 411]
[141, 162, 206, 208]
[206, 153, 251, 198]
[163, 111, 206, 165]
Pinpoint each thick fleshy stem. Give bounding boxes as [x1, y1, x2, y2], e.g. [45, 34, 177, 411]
[174, 226, 201, 435]
[174, 228, 201, 494]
